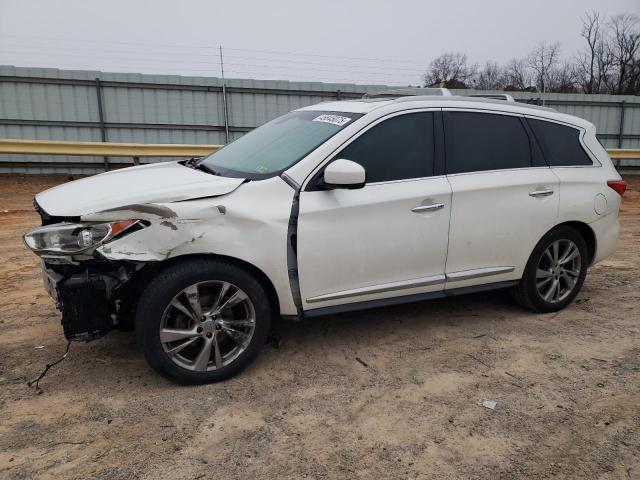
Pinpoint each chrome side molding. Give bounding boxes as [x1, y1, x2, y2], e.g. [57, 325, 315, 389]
[306, 274, 446, 303]
[306, 266, 516, 303]
[445, 266, 515, 281]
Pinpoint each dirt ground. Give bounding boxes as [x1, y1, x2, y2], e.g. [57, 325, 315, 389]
[0, 174, 638, 480]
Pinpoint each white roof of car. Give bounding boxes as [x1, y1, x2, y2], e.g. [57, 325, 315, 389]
[298, 99, 394, 114]
[298, 96, 592, 129]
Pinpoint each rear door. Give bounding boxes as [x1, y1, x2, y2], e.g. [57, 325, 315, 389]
[443, 110, 559, 289]
[528, 117, 607, 221]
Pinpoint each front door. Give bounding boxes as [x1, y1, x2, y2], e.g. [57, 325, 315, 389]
[296, 111, 452, 311]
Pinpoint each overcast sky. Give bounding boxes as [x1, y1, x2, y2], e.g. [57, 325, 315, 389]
[0, 0, 638, 85]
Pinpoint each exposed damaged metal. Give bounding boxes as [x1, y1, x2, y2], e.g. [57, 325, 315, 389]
[41, 255, 147, 340]
[160, 220, 178, 230]
[100, 203, 178, 218]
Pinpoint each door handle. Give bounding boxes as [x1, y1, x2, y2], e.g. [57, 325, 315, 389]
[529, 188, 554, 197]
[412, 203, 444, 213]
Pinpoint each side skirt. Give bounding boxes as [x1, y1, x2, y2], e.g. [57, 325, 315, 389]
[302, 280, 519, 318]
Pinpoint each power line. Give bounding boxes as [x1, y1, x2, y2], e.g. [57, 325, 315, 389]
[1, 60, 414, 85]
[0, 34, 427, 84]
[224, 61, 419, 78]
[0, 44, 429, 72]
[0, 34, 430, 66]
[224, 46, 429, 65]
[0, 49, 421, 79]
[0, 33, 217, 50]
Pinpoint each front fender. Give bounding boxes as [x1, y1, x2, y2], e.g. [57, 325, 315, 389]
[90, 178, 298, 315]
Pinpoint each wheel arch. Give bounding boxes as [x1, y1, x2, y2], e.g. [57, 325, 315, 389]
[134, 253, 282, 317]
[547, 221, 596, 265]
[557, 221, 596, 265]
[512, 220, 594, 313]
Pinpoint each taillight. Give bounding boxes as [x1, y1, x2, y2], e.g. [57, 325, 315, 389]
[607, 180, 627, 196]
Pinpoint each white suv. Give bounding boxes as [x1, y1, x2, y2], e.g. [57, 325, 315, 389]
[24, 95, 626, 384]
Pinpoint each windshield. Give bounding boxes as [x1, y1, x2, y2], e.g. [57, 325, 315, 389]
[199, 110, 363, 179]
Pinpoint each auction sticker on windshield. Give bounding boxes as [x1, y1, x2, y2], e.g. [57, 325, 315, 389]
[312, 114, 353, 126]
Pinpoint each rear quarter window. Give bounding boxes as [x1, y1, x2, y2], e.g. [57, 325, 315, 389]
[528, 118, 593, 166]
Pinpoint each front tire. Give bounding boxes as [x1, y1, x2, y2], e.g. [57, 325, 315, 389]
[135, 259, 271, 384]
[512, 226, 588, 313]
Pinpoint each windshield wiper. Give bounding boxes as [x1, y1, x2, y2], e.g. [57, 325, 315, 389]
[184, 158, 221, 176]
[194, 163, 222, 176]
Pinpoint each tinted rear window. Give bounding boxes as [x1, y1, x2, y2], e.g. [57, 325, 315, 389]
[444, 112, 532, 174]
[528, 119, 593, 166]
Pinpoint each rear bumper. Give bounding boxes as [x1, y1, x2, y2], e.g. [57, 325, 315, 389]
[590, 211, 620, 264]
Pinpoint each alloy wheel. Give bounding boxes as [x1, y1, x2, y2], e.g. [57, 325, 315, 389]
[159, 281, 256, 371]
[535, 239, 582, 304]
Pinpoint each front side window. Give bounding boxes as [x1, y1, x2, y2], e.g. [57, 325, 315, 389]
[336, 112, 435, 183]
[199, 110, 362, 179]
[444, 111, 532, 174]
[528, 118, 593, 166]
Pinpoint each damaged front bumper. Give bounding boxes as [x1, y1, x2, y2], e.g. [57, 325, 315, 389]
[30, 199, 158, 341]
[29, 196, 227, 340]
[41, 257, 143, 341]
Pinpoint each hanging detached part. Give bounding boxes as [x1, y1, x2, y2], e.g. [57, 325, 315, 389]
[27, 340, 73, 394]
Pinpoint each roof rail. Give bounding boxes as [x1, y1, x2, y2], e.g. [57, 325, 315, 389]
[466, 93, 516, 102]
[363, 87, 452, 99]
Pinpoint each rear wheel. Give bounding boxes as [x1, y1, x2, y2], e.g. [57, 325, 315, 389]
[512, 226, 588, 313]
[135, 259, 271, 384]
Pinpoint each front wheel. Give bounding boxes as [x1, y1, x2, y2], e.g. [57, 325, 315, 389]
[135, 259, 271, 384]
[512, 226, 588, 313]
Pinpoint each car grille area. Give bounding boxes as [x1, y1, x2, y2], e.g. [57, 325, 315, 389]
[59, 277, 112, 341]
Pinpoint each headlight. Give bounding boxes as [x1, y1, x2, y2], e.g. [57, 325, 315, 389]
[24, 220, 140, 255]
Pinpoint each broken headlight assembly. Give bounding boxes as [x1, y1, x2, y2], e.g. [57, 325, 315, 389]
[23, 219, 142, 255]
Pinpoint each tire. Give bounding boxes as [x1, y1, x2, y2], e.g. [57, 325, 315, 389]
[511, 226, 588, 313]
[135, 258, 271, 384]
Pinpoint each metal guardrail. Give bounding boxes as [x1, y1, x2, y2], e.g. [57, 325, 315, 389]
[607, 149, 640, 175]
[0, 139, 221, 157]
[607, 149, 640, 160]
[0, 139, 221, 170]
[0, 139, 638, 172]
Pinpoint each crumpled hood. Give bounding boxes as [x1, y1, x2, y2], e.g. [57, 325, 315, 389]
[35, 161, 245, 217]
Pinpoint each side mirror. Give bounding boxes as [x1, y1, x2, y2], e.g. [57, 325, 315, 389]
[322, 159, 366, 190]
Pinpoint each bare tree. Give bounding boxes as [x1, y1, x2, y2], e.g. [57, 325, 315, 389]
[423, 52, 477, 88]
[502, 58, 532, 91]
[418, 10, 640, 95]
[527, 41, 561, 94]
[548, 61, 579, 93]
[578, 11, 608, 93]
[474, 61, 506, 90]
[607, 14, 640, 94]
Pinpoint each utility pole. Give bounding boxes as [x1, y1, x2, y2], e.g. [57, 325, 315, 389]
[219, 45, 230, 143]
[541, 62, 546, 107]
